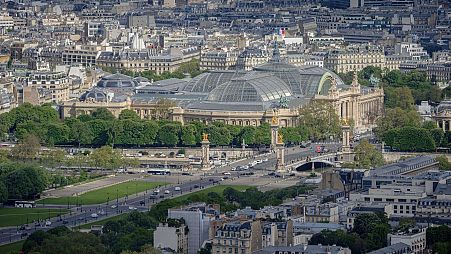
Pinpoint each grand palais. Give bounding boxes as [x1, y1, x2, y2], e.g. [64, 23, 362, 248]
[60, 51, 384, 133]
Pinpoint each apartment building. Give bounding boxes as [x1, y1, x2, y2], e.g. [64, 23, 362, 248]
[26, 72, 70, 103]
[154, 221, 189, 254]
[212, 220, 262, 254]
[168, 204, 217, 254]
[200, 50, 239, 71]
[324, 44, 385, 73]
[62, 44, 111, 67]
[387, 227, 427, 254]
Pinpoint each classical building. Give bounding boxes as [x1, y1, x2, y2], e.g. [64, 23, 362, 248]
[60, 48, 384, 133]
[432, 101, 451, 131]
[324, 44, 386, 73]
[387, 227, 427, 254]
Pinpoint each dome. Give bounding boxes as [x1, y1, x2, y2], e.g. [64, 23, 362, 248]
[437, 100, 451, 113]
[97, 73, 139, 88]
[80, 89, 108, 102]
[207, 72, 292, 103]
[183, 71, 245, 93]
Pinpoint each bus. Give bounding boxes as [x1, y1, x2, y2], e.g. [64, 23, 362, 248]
[15, 201, 36, 208]
[147, 169, 171, 175]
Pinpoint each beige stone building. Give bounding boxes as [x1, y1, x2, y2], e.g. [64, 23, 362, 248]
[62, 44, 111, 67]
[211, 220, 262, 254]
[60, 52, 384, 133]
[200, 50, 239, 71]
[27, 71, 70, 103]
[96, 47, 199, 74]
[324, 44, 385, 73]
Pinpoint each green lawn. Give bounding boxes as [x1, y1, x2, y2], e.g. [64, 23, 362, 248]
[39, 181, 166, 205]
[0, 208, 68, 227]
[0, 240, 24, 254]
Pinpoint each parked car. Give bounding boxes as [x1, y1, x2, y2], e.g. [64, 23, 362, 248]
[91, 213, 98, 218]
[164, 190, 170, 194]
[223, 172, 231, 175]
[174, 186, 181, 191]
[45, 221, 52, 226]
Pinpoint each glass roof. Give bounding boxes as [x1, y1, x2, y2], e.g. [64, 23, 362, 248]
[183, 71, 245, 93]
[207, 72, 291, 103]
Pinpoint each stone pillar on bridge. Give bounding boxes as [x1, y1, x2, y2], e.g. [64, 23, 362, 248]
[201, 133, 211, 170]
[340, 119, 353, 162]
[275, 133, 286, 172]
[270, 112, 279, 153]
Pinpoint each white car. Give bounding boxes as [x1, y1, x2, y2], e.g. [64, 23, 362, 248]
[111, 205, 117, 209]
[176, 154, 185, 158]
[242, 165, 249, 170]
[174, 187, 181, 191]
[223, 172, 231, 175]
[255, 160, 263, 164]
[154, 189, 160, 193]
[164, 190, 170, 194]
[263, 158, 269, 162]
[45, 221, 52, 226]
[91, 213, 98, 218]
[128, 206, 137, 210]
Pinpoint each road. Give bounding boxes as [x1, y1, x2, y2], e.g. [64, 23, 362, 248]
[0, 143, 340, 246]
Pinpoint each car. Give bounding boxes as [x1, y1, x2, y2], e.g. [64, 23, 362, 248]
[21, 232, 28, 238]
[223, 172, 231, 175]
[209, 178, 214, 182]
[164, 190, 170, 194]
[111, 205, 117, 209]
[91, 213, 98, 218]
[176, 154, 185, 158]
[159, 195, 165, 198]
[45, 221, 52, 226]
[193, 184, 199, 188]
[149, 195, 157, 199]
[263, 158, 268, 162]
[128, 206, 137, 210]
[62, 220, 68, 225]
[274, 174, 282, 178]
[174, 186, 181, 191]
[286, 173, 295, 177]
[181, 172, 192, 176]
[139, 201, 145, 205]
[268, 172, 276, 176]
[212, 180, 219, 183]
[19, 225, 26, 230]
[242, 165, 249, 170]
[153, 189, 160, 194]
[25, 225, 31, 230]
[99, 210, 106, 215]
[255, 160, 262, 164]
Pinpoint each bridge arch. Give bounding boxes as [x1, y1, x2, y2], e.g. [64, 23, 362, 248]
[295, 160, 336, 172]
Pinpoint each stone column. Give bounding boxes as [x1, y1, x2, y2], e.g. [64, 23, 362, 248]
[201, 133, 210, 170]
[443, 120, 446, 132]
[270, 114, 279, 152]
[275, 133, 286, 172]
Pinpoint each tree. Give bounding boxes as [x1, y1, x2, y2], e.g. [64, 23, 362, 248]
[208, 125, 232, 146]
[92, 108, 116, 121]
[71, 121, 94, 147]
[429, 128, 444, 147]
[119, 109, 140, 121]
[353, 140, 384, 169]
[157, 124, 180, 146]
[10, 134, 41, 161]
[375, 107, 421, 138]
[299, 101, 341, 141]
[0, 181, 7, 204]
[384, 87, 415, 110]
[436, 155, 451, 171]
[392, 127, 436, 152]
[89, 146, 123, 170]
[181, 124, 197, 146]
[45, 122, 70, 146]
